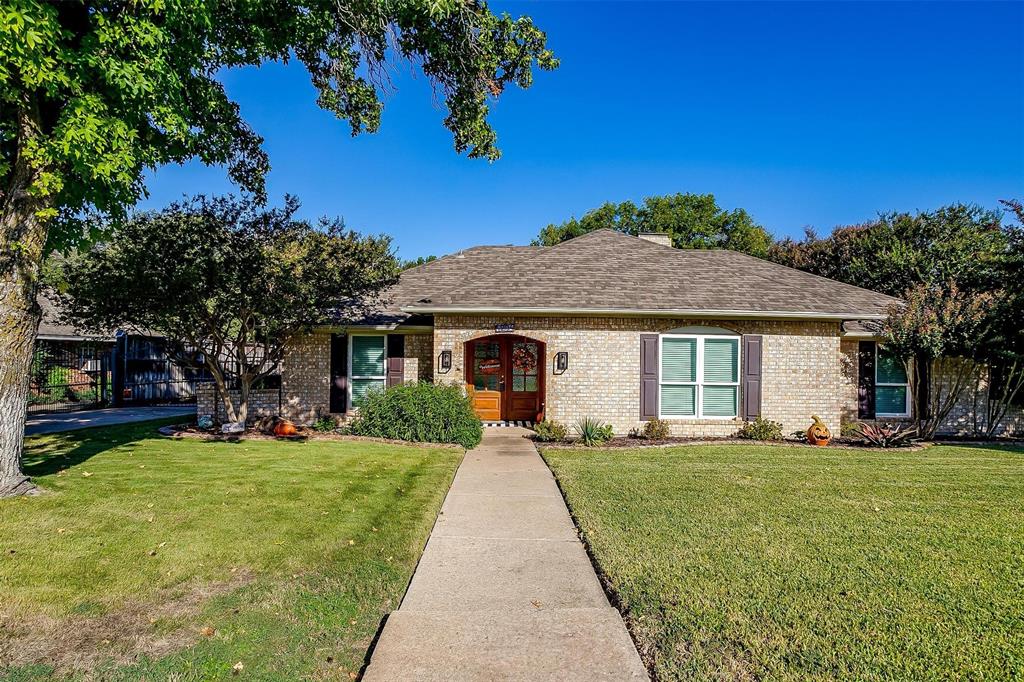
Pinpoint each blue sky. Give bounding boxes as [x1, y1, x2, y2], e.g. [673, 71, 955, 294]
[141, 1, 1024, 261]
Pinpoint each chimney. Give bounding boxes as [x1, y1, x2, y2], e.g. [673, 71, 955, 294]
[638, 232, 672, 247]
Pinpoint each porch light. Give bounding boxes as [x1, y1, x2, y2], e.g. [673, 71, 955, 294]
[439, 350, 452, 372]
[555, 351, 569, 373]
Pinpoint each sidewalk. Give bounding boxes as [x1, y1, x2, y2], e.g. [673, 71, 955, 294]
[25, 405, 194, 436]
[363, 427, 648, 681]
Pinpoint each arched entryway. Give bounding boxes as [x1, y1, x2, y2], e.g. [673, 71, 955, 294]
[464, 334, 546, 422]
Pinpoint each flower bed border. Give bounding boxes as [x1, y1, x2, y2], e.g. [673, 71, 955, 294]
[157, 424, 463, 449]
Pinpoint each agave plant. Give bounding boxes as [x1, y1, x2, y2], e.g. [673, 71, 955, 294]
[574, 417, 613, 446]
[856, 422, 919, 448]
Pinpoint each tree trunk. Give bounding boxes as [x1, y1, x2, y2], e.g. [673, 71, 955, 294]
[237, 377, 250, 426]
[1, 201, 48, 499]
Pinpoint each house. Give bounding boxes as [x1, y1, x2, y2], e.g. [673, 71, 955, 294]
[195, 229, 1023, 436]
[32, 295, 210, 413]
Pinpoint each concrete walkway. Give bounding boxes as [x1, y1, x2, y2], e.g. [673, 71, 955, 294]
[25, 405, 193, 436]
[364, 428, 648, 681]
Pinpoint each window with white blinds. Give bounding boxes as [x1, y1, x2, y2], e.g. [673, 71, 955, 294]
[349, 334, 386, 409]
[660, 334, 739, 419]
[875, 345, 909, 416]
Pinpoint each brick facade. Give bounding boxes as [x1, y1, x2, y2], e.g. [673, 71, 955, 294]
[837, 339, 1024, 436]
[433, 315, 845, 437]
[196, 384, 282, 424]
[198, 317, 1022, 437]
[404, 333, 435, 384]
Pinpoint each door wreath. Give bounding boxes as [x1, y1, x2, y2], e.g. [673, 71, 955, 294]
[512, 344, 538, 373]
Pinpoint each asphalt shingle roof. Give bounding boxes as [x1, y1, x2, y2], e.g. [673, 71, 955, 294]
[377, 230, 897, 321]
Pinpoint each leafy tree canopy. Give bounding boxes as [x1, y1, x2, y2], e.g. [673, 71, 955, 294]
[54, 194, 398, 424]
[1, 0, 558, 247]
[767, 204, 1010, 299]
[400, 254, 437, 270]
[533, 192, 773, 257]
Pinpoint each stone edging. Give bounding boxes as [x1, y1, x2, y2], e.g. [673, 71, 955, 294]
[157, 424, 463, 450]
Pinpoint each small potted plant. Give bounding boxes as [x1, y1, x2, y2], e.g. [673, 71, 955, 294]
[806, 415, 831, 446]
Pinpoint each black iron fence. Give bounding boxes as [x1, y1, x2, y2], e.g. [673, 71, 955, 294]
[27, 334, 213, 414]
[27, 340, 112, 413]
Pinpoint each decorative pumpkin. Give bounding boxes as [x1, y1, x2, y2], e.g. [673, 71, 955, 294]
[274, 419, 298, 437]
[806, 415, 831, 446]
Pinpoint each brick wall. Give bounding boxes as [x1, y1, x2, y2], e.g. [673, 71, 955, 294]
[433, 315, 845, 437]
[940, 363, 1024, 436]
[280, 330, 331, 423]
[196, 383, 281, 423]
[404, 333, 435, 383]
[837, 341, 1024, 436]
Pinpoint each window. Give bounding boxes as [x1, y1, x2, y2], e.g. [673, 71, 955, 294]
[350, 335, 386, 408]
[660, 334, 739, 419]
[875, 345, 910, 417]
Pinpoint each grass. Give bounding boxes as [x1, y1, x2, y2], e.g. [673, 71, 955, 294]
[0, 418, 462, 680]
[542, 443, 1024, 681]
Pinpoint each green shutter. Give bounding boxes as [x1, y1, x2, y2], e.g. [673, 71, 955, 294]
[703, 385, 738, 417]
[876, 386, 907, 415]
[876, 347, 907, 384]
[351, 336, 385, 376]
[662, 338, 696, 382]
[703, 338, 738, 383]
[661, 384, 695, 416]
[352, 378, 384, 406]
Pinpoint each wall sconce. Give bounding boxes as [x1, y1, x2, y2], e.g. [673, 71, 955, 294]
[554, 351, 569, 374]
[439, 350, 452, 372]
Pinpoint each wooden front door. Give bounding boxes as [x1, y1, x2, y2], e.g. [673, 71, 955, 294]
[466, 335, 544, 422]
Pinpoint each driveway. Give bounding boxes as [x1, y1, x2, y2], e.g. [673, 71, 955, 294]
[25, 405, 194, 436]
[363, 427, 648, 681]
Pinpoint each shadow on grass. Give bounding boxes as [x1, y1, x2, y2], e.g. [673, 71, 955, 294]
[935, 441, 1024, 455]
[22, 417, 191, 478]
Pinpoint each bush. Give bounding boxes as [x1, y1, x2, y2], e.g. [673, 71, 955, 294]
[348, 382, 482, 449]
[575, 417, 613, 446]
[533, 420, 568, 442]
[839, 421, 861, 438]
[642, 418, 671, 440]
[738, 416, 784, 441]
[312, 416, 336, 433]
[856, 422, 918, 448]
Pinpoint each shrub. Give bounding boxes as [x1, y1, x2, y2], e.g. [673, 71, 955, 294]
[348, 382, 482, 449]
[738, 416, 784, 441]
[533, 420, 568, 442]
[642, 418, 671, 440]
[312, 416, 336, 433]
[575, 417, 613, 446]
[839, 421, 861, 438]
[856, 422, 918, 448]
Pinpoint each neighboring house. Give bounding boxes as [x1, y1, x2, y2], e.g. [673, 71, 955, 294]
[196, 230, 1023, 436]
[31, 295, 209, 412]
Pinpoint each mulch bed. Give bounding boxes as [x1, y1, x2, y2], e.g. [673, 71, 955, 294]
[156, 423, 463, 449]
[537, 436, 931, 451]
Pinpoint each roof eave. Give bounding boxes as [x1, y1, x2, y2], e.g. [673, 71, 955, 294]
[400, 305, 887, 321]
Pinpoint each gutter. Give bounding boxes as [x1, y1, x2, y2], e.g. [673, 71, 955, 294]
[399, 305, 887, 322]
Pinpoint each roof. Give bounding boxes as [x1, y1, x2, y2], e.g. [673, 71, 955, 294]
[372, 230, 898, 323]
[36, 295, 159, 341]
[36, 295, 112, 341]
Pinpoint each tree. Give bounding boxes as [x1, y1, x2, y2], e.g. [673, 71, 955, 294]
[0, 1, 556, 496]
[56, 195, 397, 426]
[979, 199, 1024, 436]
[400, 255, 437, 270]
[881, 282, 996, 439]
[767, 204, 1008, 298]
[534, 193, 773, 257]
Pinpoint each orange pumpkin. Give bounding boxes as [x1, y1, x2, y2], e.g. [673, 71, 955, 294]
[274, 419, 298, 437]
[806, 415, 831, 446]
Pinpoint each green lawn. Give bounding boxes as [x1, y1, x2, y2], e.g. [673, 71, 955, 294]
[542, 443, 1024, 681]
[0, 419, 461, 680]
